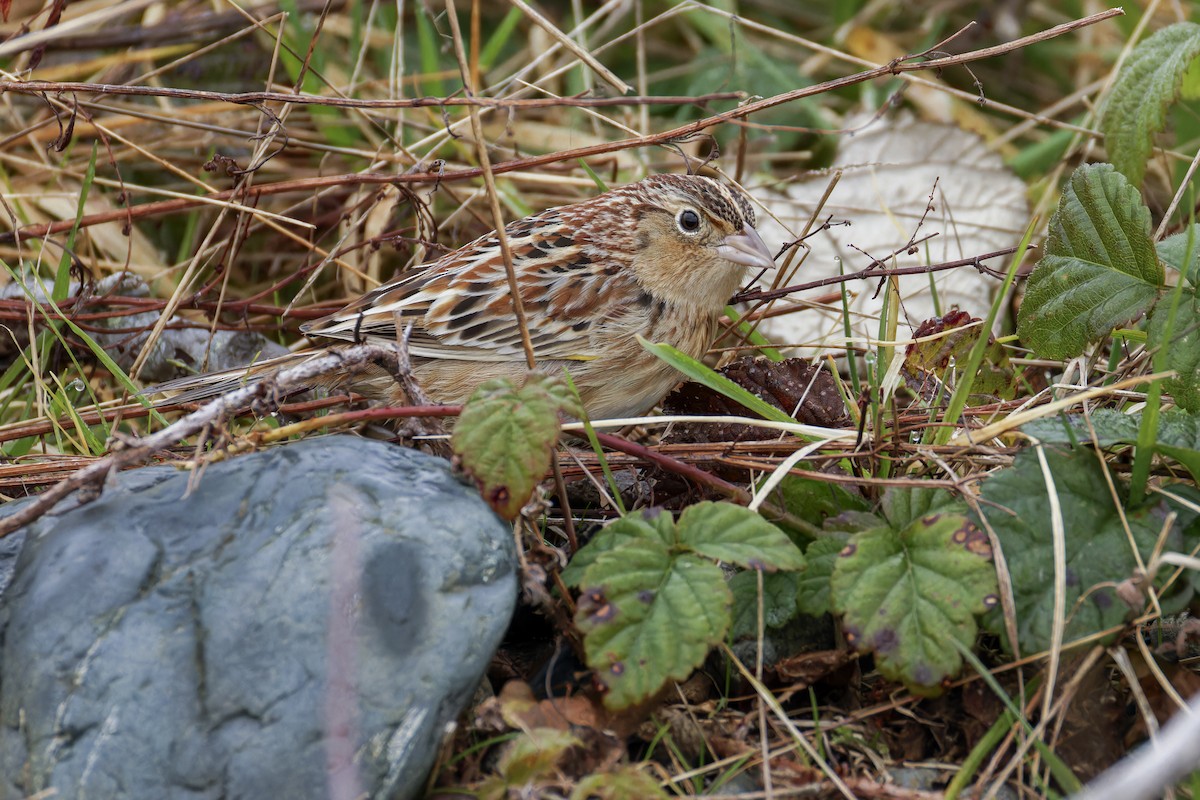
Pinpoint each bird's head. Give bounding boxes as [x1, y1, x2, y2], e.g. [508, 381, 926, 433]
[623, 174, 775, 309]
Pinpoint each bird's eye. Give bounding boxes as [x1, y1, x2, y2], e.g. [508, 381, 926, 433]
[677, 209, 701, 234]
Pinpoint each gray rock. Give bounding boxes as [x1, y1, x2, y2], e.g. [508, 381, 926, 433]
[84, 273, 291, 383]
[0, 437, 516, 799]
[0, 531, 22, 599]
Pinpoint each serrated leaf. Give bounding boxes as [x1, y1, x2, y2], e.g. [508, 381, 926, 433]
[540, 373, 585, 419]
[1017, 164, 1163, 359]
[824, 510, 885, 534]
[978, 447, 1183, 653]
[1022, 408, 1200, 484]
[1157, 227, 1200, 287]
[830, 507, 997, 695]
[797, 538, 845, 617]
[1148, 291, 1200, 412]
[576, 541, 731, 709]
[881, 486, 967, 530]
[570, 768, 669, 800]
[1101, 22, 1200, 187]
[1021, 408, 1144, 447]
[451, 374, 573, 519]
[766, 474, 870, 526]
[729, 570, 801, 640]
[562, 511, 677, 586]
[677, 501, 806, 571]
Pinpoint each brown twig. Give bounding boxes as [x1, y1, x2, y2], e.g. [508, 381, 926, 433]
[586, 430, 752, 505]
[0, 81, 741, 110]
[731, 246, 1022, 304]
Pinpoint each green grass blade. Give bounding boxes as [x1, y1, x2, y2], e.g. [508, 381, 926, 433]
[953, 640, 1082, 793]
[55, 143, 99, 303]
[562, 370, 626, 516]
[578, 159, 610, 192]
[725, 305, 783, 362]
[478, 6, 522, 70]
[840, 261, 861, 397]
[637, 336, 795, 425]
[3, 262, 169, 428]
[416, 10, 445, 96]
[934, 220, 1037, 446]
[1132, 220, 1194, 503]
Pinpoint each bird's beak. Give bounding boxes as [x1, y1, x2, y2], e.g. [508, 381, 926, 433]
[715, 224, 776, 270]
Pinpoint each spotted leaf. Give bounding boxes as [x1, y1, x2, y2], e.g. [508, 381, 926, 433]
[830, 494, 998, 696]
[575, 540, 730, 710]
[451, 374, 573, 519]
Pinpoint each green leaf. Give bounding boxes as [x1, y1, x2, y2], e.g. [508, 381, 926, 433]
[576, 540, 731, 709]
[1101, 22, 1200, 187]
[1148, 290, 1200, 412]
[796, 537, 845, 617]
[978, 447, 1182, 653]
[824, 510, 885, 535]
[497, 728, 581, 783]
[570, 768, 669, 800]
[729, 570, 801, 640]
[764, 474, 870, 528]
[1158, 227, 1200, 287]
[830, 494, 998, 695]
[677, 501, 806, 571]
[881, 485, 967, 529]
[538, 374, 585, 420]
[570, 503, 806, 707]
[1021, 408, 1143, 447]
[451, 374, 574, 519]
[636, 336, 796, 425]
[1022, 408, 1200, 484]
[56, 144, 98, 304]
[562, 511, 677, 586]
[1017, 164, 1163, 359]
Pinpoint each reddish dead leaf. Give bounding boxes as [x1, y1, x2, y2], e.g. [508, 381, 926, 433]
[28, 0, 68, 69]
[1141, 663, 1200, 729]
[772, 648, 854, 686]
[903, 309, 1017, 401]
[497, 680, 607, 732]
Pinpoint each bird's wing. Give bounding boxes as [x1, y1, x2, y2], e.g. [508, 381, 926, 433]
[302, 204, 646, 362]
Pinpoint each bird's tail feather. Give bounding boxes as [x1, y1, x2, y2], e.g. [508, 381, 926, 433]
[141, 351, 318, 405]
